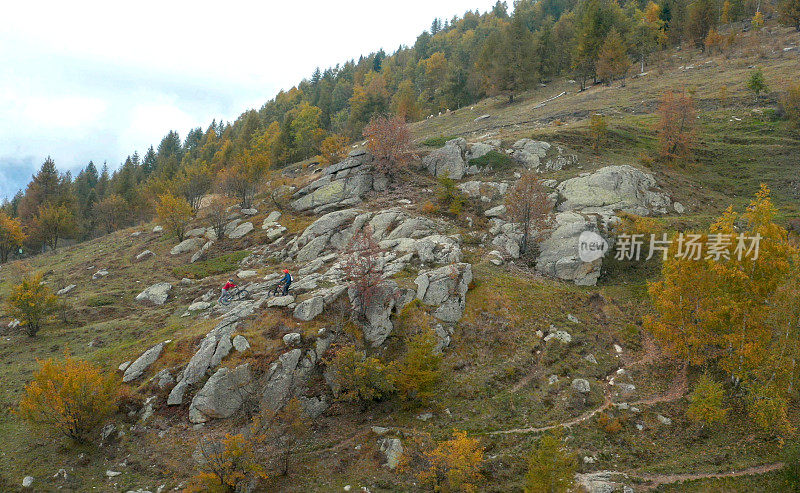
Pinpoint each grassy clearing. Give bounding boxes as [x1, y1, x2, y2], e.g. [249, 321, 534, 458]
[172, 250, 251, 279]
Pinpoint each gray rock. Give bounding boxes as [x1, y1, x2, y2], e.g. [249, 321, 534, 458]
[415, 263, 473, 323]
[135, 250, 155, 261]
[299, 395, 328, 419]
[92, 269, 109, 279]
[536, 212, 603, 286]
[379, 438, 404, 470]
[56, 284, 76, 295]
[572, 378, 591, 393]
[123, 342, 164, 382]
[152, 225, 163, 233]
[171, 238, 203, 255]
[294, 296, 324, 321]
[484, 205, 506, 218]
[233, 335, 250, 352]
[22, 476, 34, 488]
[154, 369, 175, 389]
[557, 165, 671, 216]
[241, 208, 258, 216]
[189, 364, 253, 423]
[351, 281, 399, 347]
[466, 142, 494, 161]
[228, 222, 254, 239]
[188, 301, 211, 312]
[371, 426, 390, 436]
[674, 202, 685, 214]
[135, 282, 172, 305]
[283, 333, 302, 346]
[511, 139, 551, 169]
[268, 295, 295, 307]
[167, 321, 237, 405]
[423, 138, 467, 179]
[118, 361, 131, 372]
[544, 330, 572, 344]
[190, 241, 213, 264]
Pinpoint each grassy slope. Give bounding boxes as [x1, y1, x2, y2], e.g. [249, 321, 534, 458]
[0, 25, 799, 492]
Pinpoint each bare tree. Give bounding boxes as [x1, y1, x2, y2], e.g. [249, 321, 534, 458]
[342, 225, 386, 320]
[505, 172, 554, 256]
[363, 114, 414, 182]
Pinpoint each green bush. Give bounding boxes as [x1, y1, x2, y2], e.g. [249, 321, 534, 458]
[468, 150, 514, 171]
[422, 135, 458, 148]
[326, 345, 395, 405]
[173, 251, 251, 279]
[436, 177, 466, 217]
[782, 440, 800, 491]
[86, 295, 116, 307]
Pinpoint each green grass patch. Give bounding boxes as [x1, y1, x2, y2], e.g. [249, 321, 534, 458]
[172, 250, 250, 279]
[468, 150, 515, 170]
[422, 135, 458, 147]
[85, 295, 116, 307]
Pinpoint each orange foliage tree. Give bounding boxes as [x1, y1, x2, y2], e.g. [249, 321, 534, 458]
[18, 354, 119, 442]
[655, 91, 697, 162]
[417, 430, 485, 492]
[646, 185, 800, 434]
[363, 114, 413, 181]
[505, 172, 554, 256]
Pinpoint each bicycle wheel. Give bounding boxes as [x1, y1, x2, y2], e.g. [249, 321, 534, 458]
[219, 296, 230, 306]
[239, 289, 250, 300]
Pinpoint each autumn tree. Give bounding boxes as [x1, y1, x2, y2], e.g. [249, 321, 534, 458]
[205, 195, 232, 242]
[782, 83, 800, 127]
[92, 194, 128, 234]
[390, 329, 442, 404]
[7, 273, 57, 337]
[190, 429, 268, 492]
[687, 0, 718, 48]
[418, 430, 485, 493]
[156, 193, 193, 243]
[524, 431, 577, 493]
[319, 134, 347, 165]
[646, 185, 800, 434]
[687, 374, 728, 427]
[222, 149, 269, 209]
[752, 10, 765, 28]
[34, 204, 77, 251]
[18, 354, 119, 442]
[655, 91, 697, 162]
[589, 113, 608, 151]
[780, 0, 800, 30]
[630, 5, 665, 73]
[596, 29, 631, 85]
[747, 68, 769, 101]
[363, 114, 413, 181]
[505, 172, 554, 256]
[177, 161, 213, 212]
[325, 345, 395, 405]
[391, 80, 422, 122]
[0, 212, 25, 263]
[342, 225, 386, 320]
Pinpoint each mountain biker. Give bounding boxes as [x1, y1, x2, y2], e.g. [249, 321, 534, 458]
[221, 278, 237, 301]
[280, 269, 292, 295]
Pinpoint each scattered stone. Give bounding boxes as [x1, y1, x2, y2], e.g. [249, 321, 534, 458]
[188, 301, 211, 312]
[171, 238, 203, 255]
[614, 344, 623, 354]
[228, 222, 254, 239]
[57, 284, 76, 295]
[135, 282, 172, 305]
[544, 330, 572, 344]
[123, 342, 165, 382]
[571, 378, 591, 393]
[152, 225, 163, 233]
[283, 333, 302, 346]
[379, 438, 404, 469]
[106, 470, 122, 478]
[548, 375, 559, 385]
[92, 269, 109, 280]
[415, 263, 473, 323]
[233, 335, 250, 352]
[135, 250, 155, 261]
[417, 412, 434, 421]
[155, 369, 175, 389]
[22, 476, 34, 488]
[484, 205, 506, 218]
[238, 270, 257, 278]
[371, 426, 390, 436]
[674, 202, 685, 214]
[241, 208, 258, 216]
[190, 241, 213, 264]
[657, 414, 672, 426]
[583, 354, 598, 365]
[118, 361, 131, 372]
[511, 139, 551, 169]
[567, 314, 580, 324]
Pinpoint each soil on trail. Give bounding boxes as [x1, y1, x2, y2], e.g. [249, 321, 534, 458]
[630, 462, 785, 488]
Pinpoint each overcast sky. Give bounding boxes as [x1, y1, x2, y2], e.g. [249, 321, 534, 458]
[0, 0, 498, 200]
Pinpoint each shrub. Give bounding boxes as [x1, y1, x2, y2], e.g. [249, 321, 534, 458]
[687, 374, 728, 427]
[18, 354, 119, 442]
[173, 251, 251, 279]
[156, 193, 193, 243]
[781, 84, 800, 127]
[524, 431, 577, 493]
[597, 412, 624, 434]
[421, 201, 439, 214]
[747, 68, 769, 99]
[363, 115, 413, 180]
[205, 195, 233, 242]
[436, 177, 466, 217]
[7, 273, 58, 337]
[326, 345, 395, 405]
[319, 134, 347, 165]
[782, 439, 800, 490]
[468, 150, 514, 171]
[506, 172, 554, 257]
[188, 431, 268, 493]
[656, 91, 696, 163]
[589, 114, 608, 151]
[341, 226, 386, 320]
[422, 135, 458, 148]
[418, 430, 485, 493]
[391, 329, 442, 404]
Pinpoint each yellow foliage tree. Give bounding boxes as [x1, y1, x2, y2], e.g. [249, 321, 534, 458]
[646, 185, 800, 434]
[0, 212, 26, 263]
[34, 203, 77, 251]
[7, 272, 57, 337]
[156, 193, 193, 243]
[418, 430, 485, 493]
[687, 374, 728, 427]
[188, 431, 269, 492]
[524, 431, 577, 493]
[326, 345, 395, 405]
[390, 328, 442, 404]
[18, 354, 119, 442]
[319, 134, 347, 165]
[753, 11, 765, 28]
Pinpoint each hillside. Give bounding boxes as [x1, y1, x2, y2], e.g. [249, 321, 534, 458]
[1, 23, 800, 493]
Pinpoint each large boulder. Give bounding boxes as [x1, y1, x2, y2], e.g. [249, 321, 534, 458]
[189, 364, 254, 423]
[423, 138, 467, 179]
[135, 282, 172, 305]
[168, 321, 238, 405]
[415, 263, 473, 323]
[536, 212, 604, 286]
[171, 238, 203, 255]
[349, 281, 399, 347]
[227, 222, 254, 239]
[511, 139, 551, 169]
[122, 342, 164, 382]
[557, 165, 671, 216]
[290, 151, 378, 213]
[293, 296, 324, 321]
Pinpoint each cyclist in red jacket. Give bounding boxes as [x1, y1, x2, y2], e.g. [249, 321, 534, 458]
[221, 278, 237, 302]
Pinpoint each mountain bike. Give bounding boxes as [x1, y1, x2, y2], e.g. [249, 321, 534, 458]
[219, 286, 250, 305]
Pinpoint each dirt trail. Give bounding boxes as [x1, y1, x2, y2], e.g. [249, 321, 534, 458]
[487, 395, 612, 435]
[631, 462, 785, 488]
[629, 363, 688, 407]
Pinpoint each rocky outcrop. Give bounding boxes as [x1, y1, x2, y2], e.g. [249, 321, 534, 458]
[290, 150, 385, 213]
[122, 342, 165, 382]
[415, 263, 473, 323]
[228, 222, 254, 239]
[423, 138, 467, 179]
[189, 364, 254, 423]
[135, 282, 172, 305]
[168, 321, 238, 405]
[511, 139, 551, 169]
[349, 281, 401, 347]
[535, 212, 603, 286]
[379, 438, 404, 469]
[293, 296, 324, 321]
[557, 165, 671, 216]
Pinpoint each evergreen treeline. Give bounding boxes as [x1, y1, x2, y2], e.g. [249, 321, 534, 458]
[0, 0, 787, 257]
